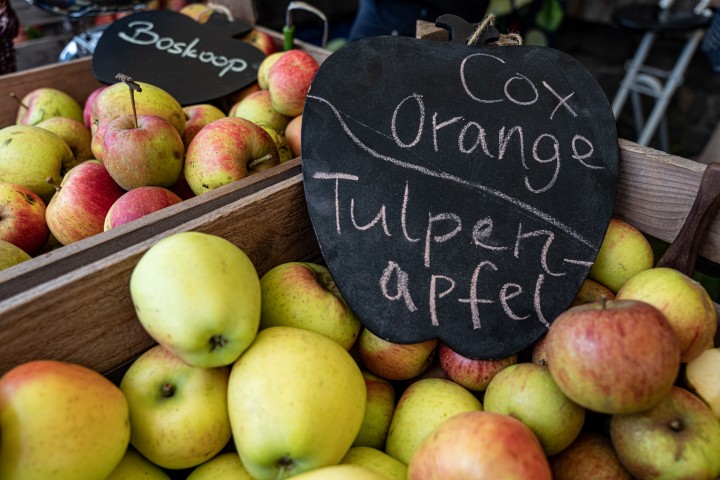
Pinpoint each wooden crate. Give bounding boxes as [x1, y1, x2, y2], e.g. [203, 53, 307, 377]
[0, 25, 719, 377]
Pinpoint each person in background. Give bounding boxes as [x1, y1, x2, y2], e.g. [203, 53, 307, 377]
[347, 0, 489, 41]
[0, 0, 18, 74]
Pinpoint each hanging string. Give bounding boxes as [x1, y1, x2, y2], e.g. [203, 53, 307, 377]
[467, 13, 524, 46]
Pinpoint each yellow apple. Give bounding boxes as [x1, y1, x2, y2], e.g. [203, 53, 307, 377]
[341, 446, 407, 480]
[227, 326, 366, 480]
[186, 452, 254, 479]
[130, 231, 261, 368]
[616, 267, 717, 362]
[289, 464, 388, 480]
[385, 377, 482, 465]
[684, 347, 720, 419]
[0, 240, 31, 271]
[352, 370, 396, 449]
[120, 345, 232, 470]
[588, 218, 654, 292]
[570, 278, 615, 306]
[0, 360, 130, 480]
[105, 448, 170, 480]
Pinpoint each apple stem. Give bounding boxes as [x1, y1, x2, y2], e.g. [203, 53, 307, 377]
[9, 92, 28, 110]
[45, 176, 61, 192]
[248, 153, 274, 170]
[599, 295, 608, 309]
[275, 458, 295, 480]
[115, 73, 143, 129]
[161, 383, 175, 398]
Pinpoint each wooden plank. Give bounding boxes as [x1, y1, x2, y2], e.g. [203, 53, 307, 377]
[0, 162, 319, 376]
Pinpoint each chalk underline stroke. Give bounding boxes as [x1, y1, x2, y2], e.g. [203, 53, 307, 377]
[306, 94, 595, 249]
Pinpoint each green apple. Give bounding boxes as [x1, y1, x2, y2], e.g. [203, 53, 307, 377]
[352, 370, 396, 449]
[0, 124, 74, 200]
[0, 360, 130, 480]
[407, 411, 552, 479]
[36, 116, 94, 169]
[684, 347, 720, 419]
[105, 448, 170, 480]
[0, 239, 31, 271]
[385, 377, 482, 465]
[186, 452, 254, 479]
[570, 278, 615, 306]
[14, 87, 83, 126]
[438, 343, 517, 391]
[588, 217, 654, 292]
[483, 362, 585, 455]
[227, 326, 366, 480]
[616, 267, 717, 362]
[260, 262, 361, 350]
[120, 344, 232, 470]
[549, 431, 632, 480]
[232, 90, 291, 132]
[610, 386, 720, 480]
[91, 80, 185, 161]
[130, 231, 261, 368]
[290, 464, 387, 480]
[257, 51, 285, 90]
[357, 327, 437, 381]
[545, 298, 680, 414]
[261, 126, 293, 162]
[341, 446, 407, 480]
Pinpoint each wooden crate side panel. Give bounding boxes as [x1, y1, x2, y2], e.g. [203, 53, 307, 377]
[0, 174, 318, 376]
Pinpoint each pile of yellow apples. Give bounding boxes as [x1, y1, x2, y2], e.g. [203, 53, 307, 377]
[0, 7, 314, 272]
[0, 215, 718, 480]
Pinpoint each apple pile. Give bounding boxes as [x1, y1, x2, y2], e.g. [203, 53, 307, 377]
[1, 215, 719, 479]
[0, 36, 316, 272]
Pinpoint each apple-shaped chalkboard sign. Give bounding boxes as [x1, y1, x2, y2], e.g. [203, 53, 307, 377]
[93, 10, 265, 105]
[301, 26, 619, 360]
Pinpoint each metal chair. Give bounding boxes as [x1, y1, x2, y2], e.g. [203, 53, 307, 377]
[611, 0, 714, 150]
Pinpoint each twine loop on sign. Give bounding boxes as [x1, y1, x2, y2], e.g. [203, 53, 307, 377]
[467, 14, 523, 46]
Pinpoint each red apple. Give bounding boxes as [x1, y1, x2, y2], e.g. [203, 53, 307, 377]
[102, 114, 184, 190]
[407, 411, 552, 480]
[610, 386, 720, 479]
[241, 29, 277, 56]
[357, 328, 438, 381]
[83, 86, 107, 128]
[549, 431, 632, 480]
[267, 49, 319, 117]
[184, 117, 279, 195]
[182, 104, 225, 150]
[45, 161, 125, 245]
[285, 114, 302, 158]
[545, 299, 680, 414]
[0, 183, 49, 255]
[438, 343, 517, 391]
[104, 186, 182, 230]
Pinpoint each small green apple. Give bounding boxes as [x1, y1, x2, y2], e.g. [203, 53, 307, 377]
[260, 262, 361, 350]
[261, 126, 293, 162]
[186, 452, 254, 479]
[120, 344, 232, 470]
[0, 360, 130, 480]
[610, 386, 720, 480]
[385, 377, 482, 465]
[290, 464, 387, 480]
[616, 267, 717, 362]
[130, 231, 261, 368]
[352, 370, 396, 449]
[0, 124, 74, 201]
[257, 51, 285, 90]
[227, 326, 366, 480]
[105, 448, 170, 480]
[233, 90, 291, 133]
[483, 362, 585, 455]
[341, 446, 407, 480]
[36, 116, 94, 168]
[588, 218, 654, 293]
[0, 240, 31, 271]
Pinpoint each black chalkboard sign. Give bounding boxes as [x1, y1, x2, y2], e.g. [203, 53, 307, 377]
[301, 35, 619, 359]
[93, 10, 265, 105]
